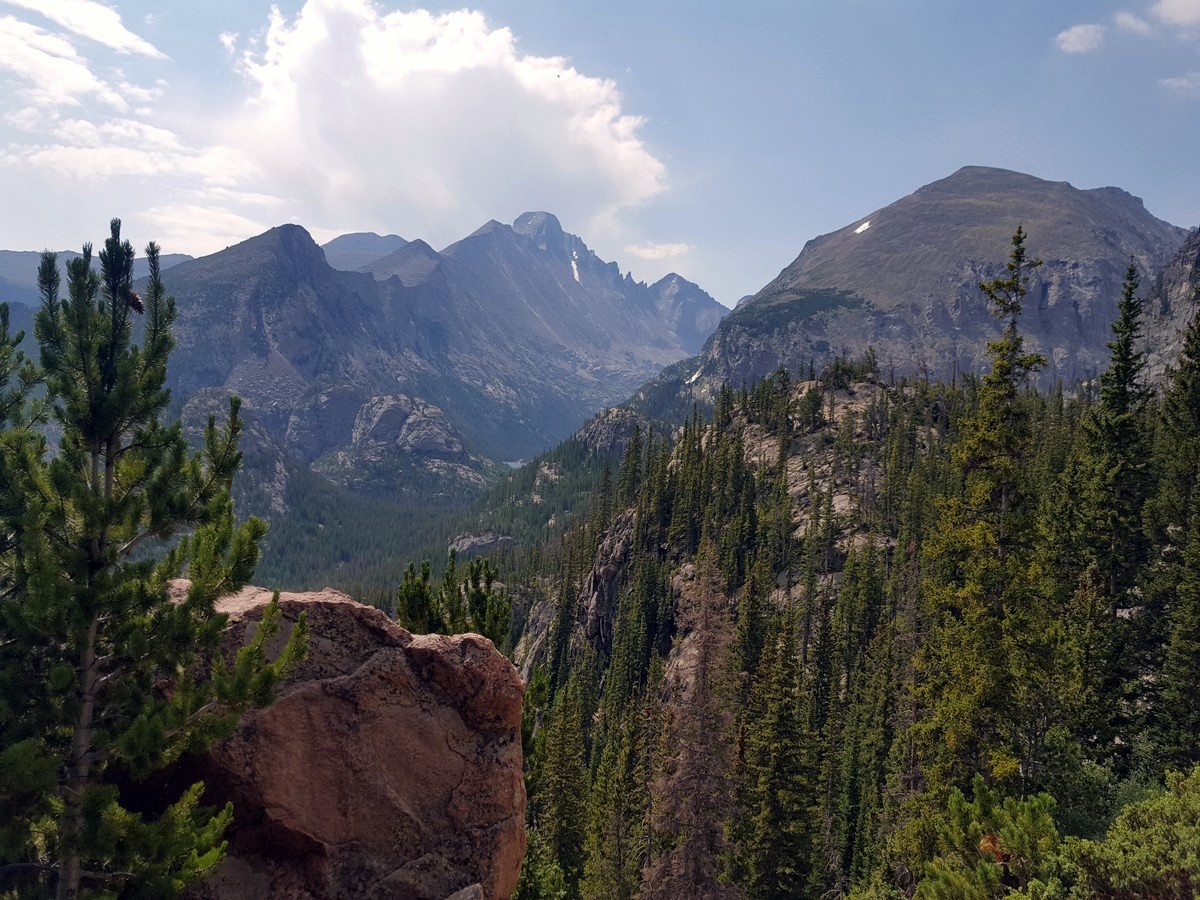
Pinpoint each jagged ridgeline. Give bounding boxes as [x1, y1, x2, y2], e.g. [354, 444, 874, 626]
[492, 230, 1200, 898]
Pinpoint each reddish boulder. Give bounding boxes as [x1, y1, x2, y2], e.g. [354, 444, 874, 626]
[181, 585, 525, 900]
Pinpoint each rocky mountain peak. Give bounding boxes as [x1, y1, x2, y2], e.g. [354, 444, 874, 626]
[241, 224, 328, 277]
[321, 231, 408, 272]
[512, 211, 567, 254]
[667, 167, 1190, 399]
[465, 219, 510, 240]
[652, 272, 697, 294]
[365, 238, 443, 286]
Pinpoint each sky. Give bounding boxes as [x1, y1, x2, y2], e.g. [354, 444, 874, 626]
[1, 1, 1198, 306]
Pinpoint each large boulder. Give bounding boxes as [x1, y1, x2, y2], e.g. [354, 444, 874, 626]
[181, 585, 526, 900]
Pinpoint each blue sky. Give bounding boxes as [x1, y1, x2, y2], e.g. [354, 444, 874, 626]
[1, 0, 1197, 305]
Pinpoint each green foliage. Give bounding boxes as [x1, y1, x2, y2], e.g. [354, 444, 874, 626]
[508, 229, 1200, 900]
[514, 823, 569, 900]
[1064, 766, 1200, 898]
[1157, 485, 1200, 770]
[0, 223, 306, 899]
[394, 551, 512, 649]
[733, 621, 817, 898]
[538, 678, 589, 889]
[917, 777, 1060, 899]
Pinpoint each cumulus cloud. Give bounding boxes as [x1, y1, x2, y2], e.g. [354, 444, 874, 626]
[1160, 69, 1200, 93]
[219, 1, 667, 248]
[625, 241, 691, 260]
[1115, 11, 1153, 33]
[0, 0, 165, 58]
[0, 0, 674, 265]
[1152, 0, 1200, 26]
[1056, 23, 1106, 52]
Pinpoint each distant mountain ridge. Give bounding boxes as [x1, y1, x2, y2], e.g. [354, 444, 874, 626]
[654, 166, 1190, 405]
[143, 212, 724, 511]
[321, 232, 408, 271]
[0, 249, 191, 308]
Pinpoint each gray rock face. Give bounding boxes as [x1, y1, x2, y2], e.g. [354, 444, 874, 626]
[574, 406, 652, 457]
[151, 215, 726, 501]
[449, 532, 515, 557]
[651, 273, 729, 356]
[577, 511, 635, 652]
[320, 232, 408, 271]
[1145, 228, 1200, 380]
[680, 167, 1190, 393]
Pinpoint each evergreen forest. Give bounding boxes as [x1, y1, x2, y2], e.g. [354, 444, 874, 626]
[406, 228, 1200, 898]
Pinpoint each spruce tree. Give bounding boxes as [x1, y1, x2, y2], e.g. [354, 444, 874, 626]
[539, 677, 589, 889]
[0, 222, 306, 898]
[740, 621, 816, 898]
[1080, 261, 1152, 600]
[1157, 483, 1200, 769]
[1146, 284, 1200, 546]
[916, 227, 1050, 791]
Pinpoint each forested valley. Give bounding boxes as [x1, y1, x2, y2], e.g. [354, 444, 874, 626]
[392, 229, 1200, 898]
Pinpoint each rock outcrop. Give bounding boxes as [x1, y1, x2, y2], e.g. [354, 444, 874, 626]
[577, 511, 636, 653]
[1146, 227, 1200, 380]
[181, 585, 525, 900]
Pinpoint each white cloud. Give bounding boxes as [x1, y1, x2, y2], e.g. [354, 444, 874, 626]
[625, 241, 691, 260]
[141, 202, 275, 255]
[1160, 69, 1200, 93]
[1152, 0, 1200, 26]
[222, 1, 667, 248]
[0, 0, 165, 58]
[219, 31, 237, 54]
[0, 1, 669, 266]
[3, 105, 43, 130]
[1115, 11, 1153, 33]
[0, 15, 127, 108]
[1056, 23, 1106, 53]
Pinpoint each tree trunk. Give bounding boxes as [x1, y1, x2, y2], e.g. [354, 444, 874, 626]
[56, 614, 100, 900]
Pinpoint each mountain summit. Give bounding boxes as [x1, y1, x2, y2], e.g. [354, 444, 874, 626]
[686, 166, 1188, 390]
[149, 213, 726, 505]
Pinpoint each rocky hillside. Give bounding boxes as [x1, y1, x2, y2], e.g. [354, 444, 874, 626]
[156, 213, 724, 494]
[1145, 226, 1200, 380]
[669, 167, 1189, 399]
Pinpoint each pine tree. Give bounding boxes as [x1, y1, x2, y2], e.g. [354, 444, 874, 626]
[396, 559, 441, 632]
[1146, 284, 1200, 546]
[916, 227, 1051, 791]
[581, 711, 644, 900]
[0, 223, 307, 898]
[1079, 261, 1152, 601]
[1139, 283, 1200, 700]
[642, 554, 736, 900]
[739, 621, 817, 898]
[916, 776, 1059, 899]
[1157, 483, 1200, 769]
[540, 677, 589, 889]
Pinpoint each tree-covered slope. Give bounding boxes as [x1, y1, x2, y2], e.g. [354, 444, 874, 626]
[458, 227, 1200, 898]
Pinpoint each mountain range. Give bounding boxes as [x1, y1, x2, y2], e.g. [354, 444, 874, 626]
[1, 212, 728, 510]
[2, 166, 1196, 587]
[656, 166, 1193, 409]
